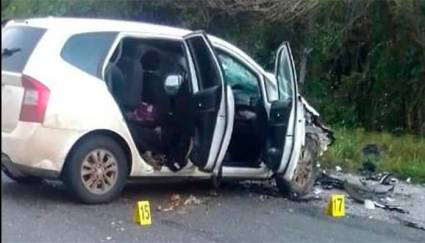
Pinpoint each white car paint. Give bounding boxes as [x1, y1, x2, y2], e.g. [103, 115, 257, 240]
[1, 17, 308, 182]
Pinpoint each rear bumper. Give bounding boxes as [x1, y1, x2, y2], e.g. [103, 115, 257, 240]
[2, 122, 83, 179]
[2, 153, 59, 179]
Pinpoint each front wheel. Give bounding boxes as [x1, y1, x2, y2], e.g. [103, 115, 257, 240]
[275, 130, 320, 199]
[63, 135, 129, 204]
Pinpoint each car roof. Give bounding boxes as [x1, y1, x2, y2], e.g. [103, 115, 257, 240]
[9, 17, 192, 37]
[6, 17, 266, 74]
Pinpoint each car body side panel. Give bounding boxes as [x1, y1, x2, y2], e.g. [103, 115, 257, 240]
[2, 19, 323, 182]
[20, 28, 153, 176]
[2, 122, 83, 173]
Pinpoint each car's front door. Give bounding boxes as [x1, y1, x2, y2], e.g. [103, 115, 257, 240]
[183, 31, 232, 173]
[264, 42, 304, 175]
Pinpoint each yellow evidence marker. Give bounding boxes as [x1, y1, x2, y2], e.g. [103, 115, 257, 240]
[134, 201, 152, 226]
[326, 194, 345, 217]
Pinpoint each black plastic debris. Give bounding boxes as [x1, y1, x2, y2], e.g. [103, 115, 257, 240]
[361, 144, 383, 173]
[316, 171, 345, 190]
[374, 203, 409, 214]
[317, 170, 408, 214]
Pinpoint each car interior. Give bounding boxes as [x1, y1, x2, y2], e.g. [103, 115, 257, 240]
[216, 50, 268, 168]
[104, 37, 192, 171]
[104, 37, 268, 171]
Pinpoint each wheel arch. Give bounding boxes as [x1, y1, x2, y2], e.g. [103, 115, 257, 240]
[61, 129, 132, 178]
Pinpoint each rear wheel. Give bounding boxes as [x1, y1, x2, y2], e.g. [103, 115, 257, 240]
[275, 128, 320, 199]
[63, 135, 128, 204]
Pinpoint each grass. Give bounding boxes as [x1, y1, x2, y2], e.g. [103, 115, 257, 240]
[320, 127, 425, 183]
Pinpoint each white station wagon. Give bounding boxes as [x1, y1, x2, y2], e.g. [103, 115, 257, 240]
[2, 17, 333, 203]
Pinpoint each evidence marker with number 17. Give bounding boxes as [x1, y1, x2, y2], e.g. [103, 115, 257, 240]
[326, 194, 345, 217]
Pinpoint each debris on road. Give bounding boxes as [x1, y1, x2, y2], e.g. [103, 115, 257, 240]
[304, 168, 425, 231]
[291, 193, 321, 202]
[156, 205, 174, 212]
[238, 180, 281, 197]
[364, 200, 375, 210]
[317, 170, 408, 214]
[170, 194, 182, 205]
[259, 194, 270, 201]
[157, 194, 205, 212]
[184, 195, 202, 205]
[209, 190, 219, 197]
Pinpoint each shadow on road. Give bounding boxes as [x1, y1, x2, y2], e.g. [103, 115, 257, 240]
[1, 173, 248, 205]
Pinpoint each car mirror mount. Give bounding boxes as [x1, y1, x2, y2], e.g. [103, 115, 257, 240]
[164, 74, 183, 96]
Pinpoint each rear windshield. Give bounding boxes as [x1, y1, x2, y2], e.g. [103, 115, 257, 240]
[61, 32, 117, 78]
[1, 26, 46, 72]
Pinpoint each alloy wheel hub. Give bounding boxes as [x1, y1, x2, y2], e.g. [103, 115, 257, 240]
[80, 149, 118, 194]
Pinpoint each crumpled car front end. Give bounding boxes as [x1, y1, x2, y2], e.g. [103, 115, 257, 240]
[275, 95, 335, 199]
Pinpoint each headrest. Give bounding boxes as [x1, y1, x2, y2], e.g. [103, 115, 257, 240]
[121, 39, 144, 59]
[141, 50, 161, 71]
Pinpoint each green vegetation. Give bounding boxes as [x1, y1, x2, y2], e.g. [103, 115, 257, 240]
[2, 0, 424, 181]
[321, 128, 425, 182]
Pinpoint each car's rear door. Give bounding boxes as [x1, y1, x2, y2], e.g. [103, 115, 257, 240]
[183, 31, 232, 173]
[1, 25, 46, 133]
[264, 42, 304, 175]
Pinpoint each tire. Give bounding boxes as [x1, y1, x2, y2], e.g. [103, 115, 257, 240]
[2, 168, 43, 184]
[63, 135, 129, 204]
[275, 129, 320, 199]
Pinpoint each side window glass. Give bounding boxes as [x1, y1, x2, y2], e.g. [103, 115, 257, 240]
[276, 47, 294, 101]
[216, 50, 259, 96]
[61, 32, 117, 78]
[2, 26, 46, 73]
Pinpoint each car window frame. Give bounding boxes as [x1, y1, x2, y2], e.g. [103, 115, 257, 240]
[101, 32, 193, 91]
[263, 74, 279, 102]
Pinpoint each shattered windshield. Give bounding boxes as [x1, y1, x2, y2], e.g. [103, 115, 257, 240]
[217, 50, 259, 96]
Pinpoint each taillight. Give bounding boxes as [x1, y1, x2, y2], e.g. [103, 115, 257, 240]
[19, 75, 50, 123]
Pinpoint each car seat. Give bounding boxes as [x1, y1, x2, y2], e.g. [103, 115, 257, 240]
[140, 50, 170, 124]
[115, 40, 145, 111]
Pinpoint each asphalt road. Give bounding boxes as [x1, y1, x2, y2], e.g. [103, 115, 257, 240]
[2, 173, 424, 243]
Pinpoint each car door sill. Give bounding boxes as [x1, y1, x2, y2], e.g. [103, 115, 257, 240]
[221, 166, 272, 179]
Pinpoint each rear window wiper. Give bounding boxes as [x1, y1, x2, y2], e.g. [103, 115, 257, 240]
[2, 47, 21, 57]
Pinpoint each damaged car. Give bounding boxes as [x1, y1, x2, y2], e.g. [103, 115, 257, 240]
[1, 17, 333, 203]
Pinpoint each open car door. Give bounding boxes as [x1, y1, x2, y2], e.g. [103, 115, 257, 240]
[264, 42, 304, 176]
[183, 31, 233, 174]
